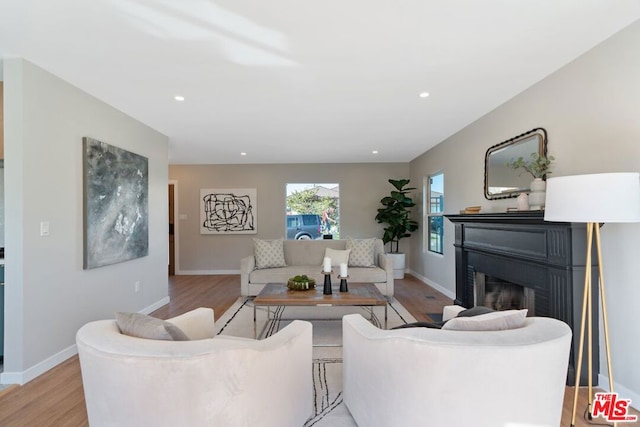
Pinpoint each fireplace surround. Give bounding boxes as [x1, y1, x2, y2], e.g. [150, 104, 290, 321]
[446, 211, 598, 385]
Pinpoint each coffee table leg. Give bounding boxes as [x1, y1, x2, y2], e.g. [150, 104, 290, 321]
[254, 305, 271, 340]
[385, 305, 388, 329]
[253, 304, 257, 338]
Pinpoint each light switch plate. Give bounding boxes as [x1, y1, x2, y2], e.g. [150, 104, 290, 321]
[40, 221, 50, 236]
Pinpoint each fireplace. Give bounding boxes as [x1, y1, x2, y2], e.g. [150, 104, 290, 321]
[446, 211, 599, 386]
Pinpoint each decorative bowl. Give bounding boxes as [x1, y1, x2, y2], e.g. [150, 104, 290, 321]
[287, 276, 316, 291]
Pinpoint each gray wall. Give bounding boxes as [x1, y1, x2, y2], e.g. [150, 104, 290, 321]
[410, 21, 640, 404]
[1, 59, 169, 384]
[169, 163, 409, 273]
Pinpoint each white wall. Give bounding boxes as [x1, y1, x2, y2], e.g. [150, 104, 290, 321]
[1, 58, 169, 384]
[169, 163, 409, 273]
[409, 21, 640, 404]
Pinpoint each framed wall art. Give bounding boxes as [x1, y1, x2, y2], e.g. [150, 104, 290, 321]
[200, 188, 256, 234]
[83, 137, 149, 269]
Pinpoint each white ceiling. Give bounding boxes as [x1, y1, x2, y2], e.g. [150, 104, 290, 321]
[1, 1, 639, 164]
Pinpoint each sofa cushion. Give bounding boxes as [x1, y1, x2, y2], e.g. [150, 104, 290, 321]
[254, 238, 287, 269]
[346, 237, 376, 267]
[283, 239, 347, 266]
[442, 309, 528, 331]
[115, 312, 190, 341]
[348, 267, 387, 282]
[324, 248, 351, 267]
[251, 267, 318, 285]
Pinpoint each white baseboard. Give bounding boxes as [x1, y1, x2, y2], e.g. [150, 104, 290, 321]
[176, 269, 240, 275]
[406, 269, 456, 300]
[598, 374, 640, 411]
[0, 344, 78, 386]
[140, 296, 171, 314]
[0, 296, 171, 386]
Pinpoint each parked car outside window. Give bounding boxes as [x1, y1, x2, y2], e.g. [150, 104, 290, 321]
[286, 214, 322, 240]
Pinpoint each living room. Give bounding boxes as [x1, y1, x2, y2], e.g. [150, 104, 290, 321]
[168, 20, 640, 410]
[1, 2, 640, 424]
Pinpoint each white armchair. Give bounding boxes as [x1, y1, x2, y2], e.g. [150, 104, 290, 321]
[342, 310, 572, 427]
[77, 308, 312, 427]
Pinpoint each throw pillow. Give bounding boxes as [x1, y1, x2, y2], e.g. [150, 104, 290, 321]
[346, 237, 376, 267]
[455, 306, 495, 318]
[441, 309, 528, 331]
[392, 321, 445, 330]
[392, 306, 494, 330]
[115, 312, 190, 341]
[323, 248, 351, 267]
[254, 238, 287, 269]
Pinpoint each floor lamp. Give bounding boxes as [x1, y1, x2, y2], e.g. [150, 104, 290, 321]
[544, 172, 640, 427]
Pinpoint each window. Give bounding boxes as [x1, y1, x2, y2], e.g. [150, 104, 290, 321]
[425, 173, 444, 254]
[285, 184, 340, 240]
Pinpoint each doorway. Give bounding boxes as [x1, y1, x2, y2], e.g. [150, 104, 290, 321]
[168, 183, 175, 275]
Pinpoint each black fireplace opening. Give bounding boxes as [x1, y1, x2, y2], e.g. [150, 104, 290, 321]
[474, 273, 536, 316]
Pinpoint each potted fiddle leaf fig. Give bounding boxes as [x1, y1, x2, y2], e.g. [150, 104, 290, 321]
[375, 179, 419, 279]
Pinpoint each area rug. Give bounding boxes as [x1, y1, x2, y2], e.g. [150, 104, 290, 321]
[213, 297, 416, 427]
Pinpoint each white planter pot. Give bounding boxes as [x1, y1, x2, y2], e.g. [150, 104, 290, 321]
[530, 178, 546, 192]
[387, 253, 406, 279]
[529, 178, 546, 210]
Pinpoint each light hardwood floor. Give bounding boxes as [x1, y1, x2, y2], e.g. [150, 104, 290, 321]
[0, 274, 636, 426]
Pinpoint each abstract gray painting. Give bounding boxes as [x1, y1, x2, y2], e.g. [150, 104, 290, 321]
[83, 137, 149, 269]
[200, 188, 257, 234]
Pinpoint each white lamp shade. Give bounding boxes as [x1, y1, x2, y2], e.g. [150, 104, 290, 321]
[544, 172, 640, 223]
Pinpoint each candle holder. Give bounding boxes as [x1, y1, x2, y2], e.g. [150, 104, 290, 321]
[338, 275, 349, 292]
[322, 270, 333, 295]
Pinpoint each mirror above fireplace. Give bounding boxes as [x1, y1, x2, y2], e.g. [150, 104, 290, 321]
[484, 128, 547, 200]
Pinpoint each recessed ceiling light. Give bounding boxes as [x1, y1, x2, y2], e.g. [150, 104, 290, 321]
[419, 92, 430, 98]
[240, 152, 247, 156]
[372, 150, 379, 154]
[174, 95, 185, 101]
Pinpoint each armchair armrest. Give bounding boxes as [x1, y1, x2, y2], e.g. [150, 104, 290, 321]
[442, 305, 466, 322]
[166, 307, 215, 340]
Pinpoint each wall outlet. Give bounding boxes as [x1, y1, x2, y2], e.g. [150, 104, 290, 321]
[134, 281, 141, 293]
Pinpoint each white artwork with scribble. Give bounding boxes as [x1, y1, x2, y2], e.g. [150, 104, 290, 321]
[200, 188, 257, 234]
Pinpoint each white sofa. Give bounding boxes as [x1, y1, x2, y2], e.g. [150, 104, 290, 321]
[76, 308, 313, 427]
[342, 308, 572, 427]
[240, 238, 394, 298]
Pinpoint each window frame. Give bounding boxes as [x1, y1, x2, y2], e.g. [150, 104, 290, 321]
[424, 172, 444, 255]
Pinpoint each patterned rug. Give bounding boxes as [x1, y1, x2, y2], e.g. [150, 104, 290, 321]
[213, 297, 416, 426]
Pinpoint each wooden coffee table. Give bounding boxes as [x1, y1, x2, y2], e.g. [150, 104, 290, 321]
[253, 282, 388, 338]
